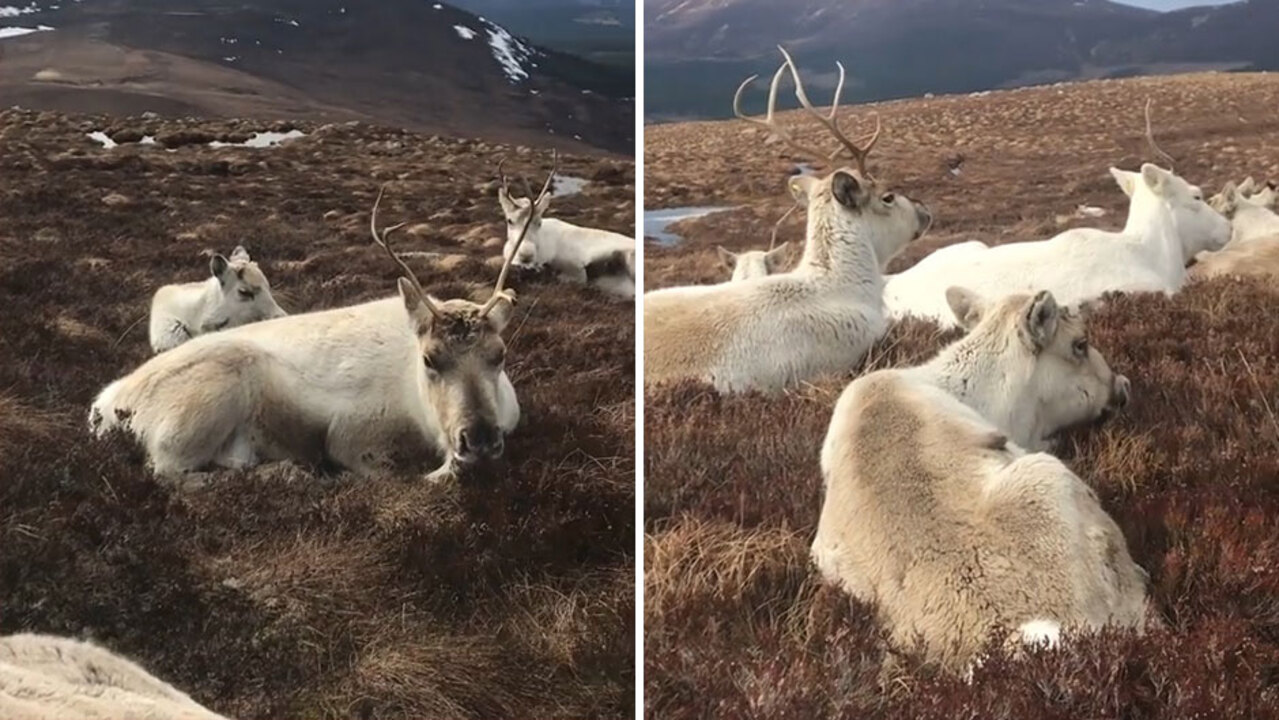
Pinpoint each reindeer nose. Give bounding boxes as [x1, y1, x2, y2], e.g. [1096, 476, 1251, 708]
[457, 423, 503, 460]
[1111, 375, 1131, 409]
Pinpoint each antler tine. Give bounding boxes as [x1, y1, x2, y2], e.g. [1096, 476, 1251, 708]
[769, 202, 799, 252]
[733, 63, 832, 163]
[496, 157, 511, 196]
[482, 149, 558, 318]
[778, 45, 879, 177]
[1144, 98, 1176, 171]
[370, 184, 442, 319]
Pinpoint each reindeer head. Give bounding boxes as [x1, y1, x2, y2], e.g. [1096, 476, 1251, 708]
[1112, 100, 1230, 259]
[717, 243, 790, 281]
[496, 161, 551, 269]
[947, 287, 1130, 441]
[203, 245, 287, 332]
[734, 47, 931, 268]
[371, 153, 556, 466]
[1111, 164, 1230, 260]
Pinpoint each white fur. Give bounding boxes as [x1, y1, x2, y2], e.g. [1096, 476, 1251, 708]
[0, 633, 228, 720]
[717, 243, 790, 283]
[93, 290, 519, 482]
[884, 164, 1231, 328]
[498, 192, 634, 296]
[148, 246, 286, 353]
[644, 171, 931, 393]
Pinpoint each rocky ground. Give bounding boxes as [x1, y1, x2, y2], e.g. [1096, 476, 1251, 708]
[0, 109, 634, 718]
[644, 72, 1279, 717]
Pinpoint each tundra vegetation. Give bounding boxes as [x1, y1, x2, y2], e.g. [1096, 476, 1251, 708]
[645, 71, 1279, 716]
[0, 110, 634, 719]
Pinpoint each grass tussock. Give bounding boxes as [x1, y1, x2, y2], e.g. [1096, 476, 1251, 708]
[0, 109, 633, 719]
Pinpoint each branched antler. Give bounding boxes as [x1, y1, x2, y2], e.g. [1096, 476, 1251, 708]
[734, 45, 881, 177]
[481, 149, 558, 318]
[370, 184, 443, 320]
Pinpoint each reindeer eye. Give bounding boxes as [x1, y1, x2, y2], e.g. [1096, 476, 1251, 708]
[1072, 338, 1089, 357]
[492, 346, 506, 366]
[237, 288, 255, 300]
[881, 193, 896, 204]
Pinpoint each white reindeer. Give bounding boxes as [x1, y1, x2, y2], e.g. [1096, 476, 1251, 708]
[90, 158, 557, 485]
[148, 245, 287, 353]
[884, 162, 1229, 328]
[644, 47, 932, 393]
[1206, 180, 1279, 248]
[716, 205, 798, 282]
[497, 164, 634, 297]
[716, 243, 791, 282]
[812, 288, 1147, 675]
[0, 633, 230, 720]
[1190, 232, 1279, 283]
[884, 103, 1230, 328]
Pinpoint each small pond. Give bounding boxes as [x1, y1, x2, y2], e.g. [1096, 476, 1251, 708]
[644, 206, 736, 246]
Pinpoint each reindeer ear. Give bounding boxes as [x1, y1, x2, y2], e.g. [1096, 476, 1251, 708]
[716, 246, 737, 271]
[397, 277, 430, 325]
[788, 175, 816, 204]
[764, 242, 790, 272]
[1019, 290, 1060, 351]
[497, 187, 517, 215]
[1140, 163, 1169, 197]
[229, 245, 250, 262]
[1238, 177, 1257, 195]
[945, 286, 986, 330]
[1109, 167, 1138, 198]
[830, 170, 870, 209]
[486, 295, 515, 332]
[210, 254, 229, 279]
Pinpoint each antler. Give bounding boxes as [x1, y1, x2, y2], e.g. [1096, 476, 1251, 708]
[769, 203, 798, 251]
[1144, 98, 1176, 171]
[481, 149, 558, 318]
[733, 46, 881, 177]
[370, 185, 444, 320]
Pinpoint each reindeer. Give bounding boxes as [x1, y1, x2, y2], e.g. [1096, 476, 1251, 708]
[883, 102, 1230, 329]
[148, 245, 287, 353]
[1206, 180, 1279, 247]
[497, 164, 635, 298]
[89, 156, 557, 485]
[644, 47, 933, 393]
[716, 205, 796, 282]
[1190, 231, 1279, 283]
[1, 633, 230, 720]
[813, 288, 1147, 676]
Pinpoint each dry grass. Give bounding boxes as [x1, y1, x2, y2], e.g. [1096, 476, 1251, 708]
[0, 108, 634, 718]
[644, 73, 1279, 717]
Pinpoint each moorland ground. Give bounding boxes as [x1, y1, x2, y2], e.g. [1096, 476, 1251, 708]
[0, 110, 635, 719]
[644, 72, 1279, 717]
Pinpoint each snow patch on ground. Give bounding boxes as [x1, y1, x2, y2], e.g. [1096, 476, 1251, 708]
[0, 4, 39, 17]
[87, 131, 116, 148]
[453, 25, 476, 40]
[0, 24, 50, 38]
[483, 21, 534, 84]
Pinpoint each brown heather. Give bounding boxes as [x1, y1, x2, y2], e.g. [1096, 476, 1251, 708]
[0, 110, 633, 718]
[645, 73, 1279, 718]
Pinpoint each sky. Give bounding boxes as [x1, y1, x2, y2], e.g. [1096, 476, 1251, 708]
[1116, 0, 1239, 9]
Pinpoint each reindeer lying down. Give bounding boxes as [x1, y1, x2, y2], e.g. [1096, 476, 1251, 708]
[497, 165, 635, 298]
[90, 159, 558, 484]
[813, 287, 1147, 675]
[0, 633, 229, 720]
[148, 245, 286, 354]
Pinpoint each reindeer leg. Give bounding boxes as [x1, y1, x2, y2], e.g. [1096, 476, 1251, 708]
[425, 454, 460, 486]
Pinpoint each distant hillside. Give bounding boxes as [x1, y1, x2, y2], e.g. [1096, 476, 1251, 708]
[0, 0, 633, 153]
[645, 0, 1270, 122]
[448, 0, 634, 71]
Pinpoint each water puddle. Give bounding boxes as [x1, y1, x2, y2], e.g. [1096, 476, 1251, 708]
[209, 130, 305, 148]
[644, 206, 736, 247]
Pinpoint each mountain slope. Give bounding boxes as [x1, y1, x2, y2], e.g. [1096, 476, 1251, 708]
[0, 0, 633, 153]
[645, 0, 1268, 122]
